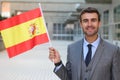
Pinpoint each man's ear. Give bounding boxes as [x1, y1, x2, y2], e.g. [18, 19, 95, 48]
[98, 21, 101, 28]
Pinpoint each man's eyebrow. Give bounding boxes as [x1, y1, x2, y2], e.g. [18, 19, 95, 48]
[82, 18, 97, 20]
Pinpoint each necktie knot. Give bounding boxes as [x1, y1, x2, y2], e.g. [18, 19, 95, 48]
[87, 44, 92, 49]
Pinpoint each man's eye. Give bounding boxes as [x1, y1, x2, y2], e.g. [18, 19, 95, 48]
[92, 19, 97, 22]
[82, 19, 88, 23]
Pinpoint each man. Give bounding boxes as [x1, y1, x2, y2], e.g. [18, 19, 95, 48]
[49, 7, 120, 80]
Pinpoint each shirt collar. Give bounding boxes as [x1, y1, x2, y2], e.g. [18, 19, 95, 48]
[84, 35, 100, 48]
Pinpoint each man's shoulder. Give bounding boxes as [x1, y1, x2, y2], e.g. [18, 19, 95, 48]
[102, 39, 119, 49]
[68, 39, 83, 47]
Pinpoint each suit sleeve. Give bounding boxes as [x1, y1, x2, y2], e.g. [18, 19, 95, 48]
[54, 45, 72, 80]
[112, 46, 120, 80]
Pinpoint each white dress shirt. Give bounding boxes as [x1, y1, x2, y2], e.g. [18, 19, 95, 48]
[83, 36, 100, 60]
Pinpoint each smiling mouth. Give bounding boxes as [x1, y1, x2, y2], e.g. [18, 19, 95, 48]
[86, 26, 95, 30]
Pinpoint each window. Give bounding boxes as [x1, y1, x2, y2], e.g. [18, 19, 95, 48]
[52, 23, 73, 40]
[114, 5, 120, 22]
[103, 10, 109, 24]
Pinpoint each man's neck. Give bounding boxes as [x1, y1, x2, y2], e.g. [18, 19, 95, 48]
[85, 34, 98, 43]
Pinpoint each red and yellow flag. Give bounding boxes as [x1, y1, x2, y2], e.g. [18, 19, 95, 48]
[0, 8, 49, 58]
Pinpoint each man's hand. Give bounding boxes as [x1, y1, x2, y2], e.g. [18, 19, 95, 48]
[49, 47, 61, 64]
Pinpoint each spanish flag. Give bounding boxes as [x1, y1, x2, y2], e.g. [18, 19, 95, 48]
[0, 8, 49, 58]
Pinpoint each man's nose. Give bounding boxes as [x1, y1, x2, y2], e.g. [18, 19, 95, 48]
[88, 21, 92, 26]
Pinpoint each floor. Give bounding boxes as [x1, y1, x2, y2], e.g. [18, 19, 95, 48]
[0, 40, 72, 80]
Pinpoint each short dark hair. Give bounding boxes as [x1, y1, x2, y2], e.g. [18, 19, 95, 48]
[80, 7, 101, 22]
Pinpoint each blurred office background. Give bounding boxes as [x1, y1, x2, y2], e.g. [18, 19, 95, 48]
[0, 0, 120, 80]
[0, 0, 120, 50]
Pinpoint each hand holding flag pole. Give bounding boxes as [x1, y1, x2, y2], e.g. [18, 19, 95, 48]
[39, 3, 61, 64]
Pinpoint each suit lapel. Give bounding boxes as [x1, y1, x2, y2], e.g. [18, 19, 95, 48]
[76, 39, 84, 80]
[89, 38, 105, 79]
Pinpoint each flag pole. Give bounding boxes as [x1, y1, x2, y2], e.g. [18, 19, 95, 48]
[38, 3, 55, 62]
[38, 3, 52, 47]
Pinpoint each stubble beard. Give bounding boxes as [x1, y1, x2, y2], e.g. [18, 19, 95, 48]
[83, 28, 99, 37]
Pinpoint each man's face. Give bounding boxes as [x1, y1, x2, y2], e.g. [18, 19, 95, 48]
[80, 13, 101, 37]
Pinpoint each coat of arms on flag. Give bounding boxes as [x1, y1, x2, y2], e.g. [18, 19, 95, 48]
[28, 23, 40, 36]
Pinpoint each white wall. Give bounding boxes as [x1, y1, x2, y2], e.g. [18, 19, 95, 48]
[112, 0, 120, 7]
